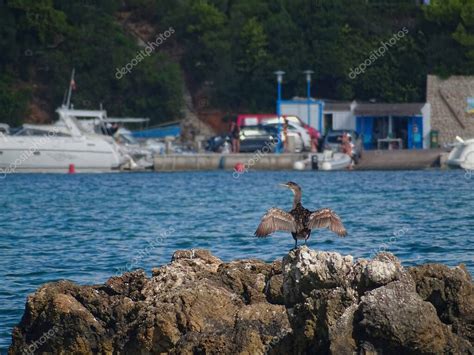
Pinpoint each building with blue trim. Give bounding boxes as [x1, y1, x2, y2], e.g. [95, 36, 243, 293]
[279, 97, 431, 149]
[353, 102, 430, 149]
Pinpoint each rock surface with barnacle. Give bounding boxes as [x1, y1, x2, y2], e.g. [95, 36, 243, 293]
[9, 247, 473, 354]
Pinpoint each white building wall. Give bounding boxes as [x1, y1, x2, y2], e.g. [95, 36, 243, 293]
[280, 102, 321, 129]
[330, 111, 356, 130]
[421, 103, 431, 149]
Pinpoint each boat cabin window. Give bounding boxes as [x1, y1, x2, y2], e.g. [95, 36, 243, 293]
[14, 128, 71, 137]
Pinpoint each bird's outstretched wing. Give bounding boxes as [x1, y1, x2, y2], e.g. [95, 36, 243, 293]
[255, 208, 296, 237]
[307, 208, 347, 237]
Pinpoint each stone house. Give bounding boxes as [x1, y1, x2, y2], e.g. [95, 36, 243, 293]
[426, 75, 474, 145]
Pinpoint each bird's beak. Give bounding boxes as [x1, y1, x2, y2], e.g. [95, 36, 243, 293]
[279, 183, 289, 188]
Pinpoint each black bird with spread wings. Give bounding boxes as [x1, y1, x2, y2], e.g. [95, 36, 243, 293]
[255, 182, 347, 248]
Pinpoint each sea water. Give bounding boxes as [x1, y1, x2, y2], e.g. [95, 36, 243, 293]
[1, 170, 473, 351]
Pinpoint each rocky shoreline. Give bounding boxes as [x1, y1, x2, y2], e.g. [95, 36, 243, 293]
[9, 247, 474, 354]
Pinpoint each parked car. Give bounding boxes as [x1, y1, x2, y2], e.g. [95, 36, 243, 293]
[263, 121, 310, 151]
[205, 134, 232, 153]
[239, 126, 279, 153]
[323, 130, 363, 163]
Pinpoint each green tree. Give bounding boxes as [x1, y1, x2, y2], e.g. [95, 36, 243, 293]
[0, 75, 30, 126]
[423, 0, 474, 74]
[7, 0, 68, 43]
[0, 0, 184, 125]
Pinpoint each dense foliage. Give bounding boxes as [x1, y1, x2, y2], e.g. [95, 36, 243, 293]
[0, 0, 183, 125]
[0, 0, 473, 125]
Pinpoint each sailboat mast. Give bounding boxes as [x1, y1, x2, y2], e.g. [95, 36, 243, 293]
[65, 68, 75, 108]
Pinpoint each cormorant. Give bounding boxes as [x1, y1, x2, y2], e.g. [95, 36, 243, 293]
[255, 182, 347, 248]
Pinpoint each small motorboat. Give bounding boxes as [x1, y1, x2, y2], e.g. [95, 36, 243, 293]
[446, 136, 474, 170]
[293, 150, 352, 171]
[318, 150, 353, 171]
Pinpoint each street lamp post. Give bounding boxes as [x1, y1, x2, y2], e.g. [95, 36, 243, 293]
[274, 70, 285, 154]
[303, 70, 314, 127]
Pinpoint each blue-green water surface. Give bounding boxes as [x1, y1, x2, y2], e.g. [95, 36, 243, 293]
[1, 170, 473, 351]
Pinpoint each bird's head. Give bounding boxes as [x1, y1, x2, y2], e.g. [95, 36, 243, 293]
[280, 181, 301, 194]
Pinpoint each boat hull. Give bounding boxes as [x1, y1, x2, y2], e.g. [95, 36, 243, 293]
[293, 152, 352, 171]
[0, 136, 122, 174]
[446, 140, 474, 170]
[319, 152, 352, 171]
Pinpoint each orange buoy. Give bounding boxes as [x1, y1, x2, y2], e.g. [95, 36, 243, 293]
[234, 162, 245, 173]
[68, 164, 76, 174]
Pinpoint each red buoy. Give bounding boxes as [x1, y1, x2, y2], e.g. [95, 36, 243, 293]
[68, 164, 76, 174]
[234, 162, 245, 173]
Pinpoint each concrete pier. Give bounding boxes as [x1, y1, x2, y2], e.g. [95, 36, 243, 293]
[153, 153, 306, 171]
[355, 149, 446, 170]
[153, 150, 448, 171]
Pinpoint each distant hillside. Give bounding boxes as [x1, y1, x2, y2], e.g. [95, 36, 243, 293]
[0, 0, 183, 126]
[0, 0, 473, 126]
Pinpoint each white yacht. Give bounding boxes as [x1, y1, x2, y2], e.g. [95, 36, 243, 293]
[446, 136, 474, 170]
[0, 107, 126, 173]
[75, 117, 159, 170]
[0, 123, 9, 134]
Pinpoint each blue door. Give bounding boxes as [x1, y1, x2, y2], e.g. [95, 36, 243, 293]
[407, 116, 423, 149]
[356, 116, 374, 150]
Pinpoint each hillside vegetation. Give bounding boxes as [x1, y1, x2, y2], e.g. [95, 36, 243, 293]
[0, 0, 473, 126]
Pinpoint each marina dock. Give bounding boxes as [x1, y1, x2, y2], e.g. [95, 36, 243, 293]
[153, 153, 306, 171]
[355, 149, 446, 170]
[153, 149, 448, 171]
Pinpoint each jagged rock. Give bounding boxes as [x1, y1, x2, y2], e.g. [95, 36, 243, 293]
[409, 263, 474, 344]
[349, 253, 405, 295]
[265, 260, 285, 305]
[329, 303, 358, 354]
[354, 280, 471, 354]
[282, 247, 354, 305]
[362, 253, 404, 286]
[281, 247, 472, 355]
[288, 286, 358, 354]
[217, 259, 272, 304]
[9, 249, 290, 355]
[9, 247, 474, 354]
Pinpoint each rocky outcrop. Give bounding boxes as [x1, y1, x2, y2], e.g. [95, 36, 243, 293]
[409, 263, 474, 346]
[9, 247, 473, 354]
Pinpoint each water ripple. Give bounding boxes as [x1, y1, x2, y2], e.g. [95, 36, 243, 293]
[0, 170, 473, 350]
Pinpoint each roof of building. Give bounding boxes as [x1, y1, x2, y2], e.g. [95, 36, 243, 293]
[287, 97, 353, 112]
[324, 101, 352, 112]
[353, 102, 425, 116]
